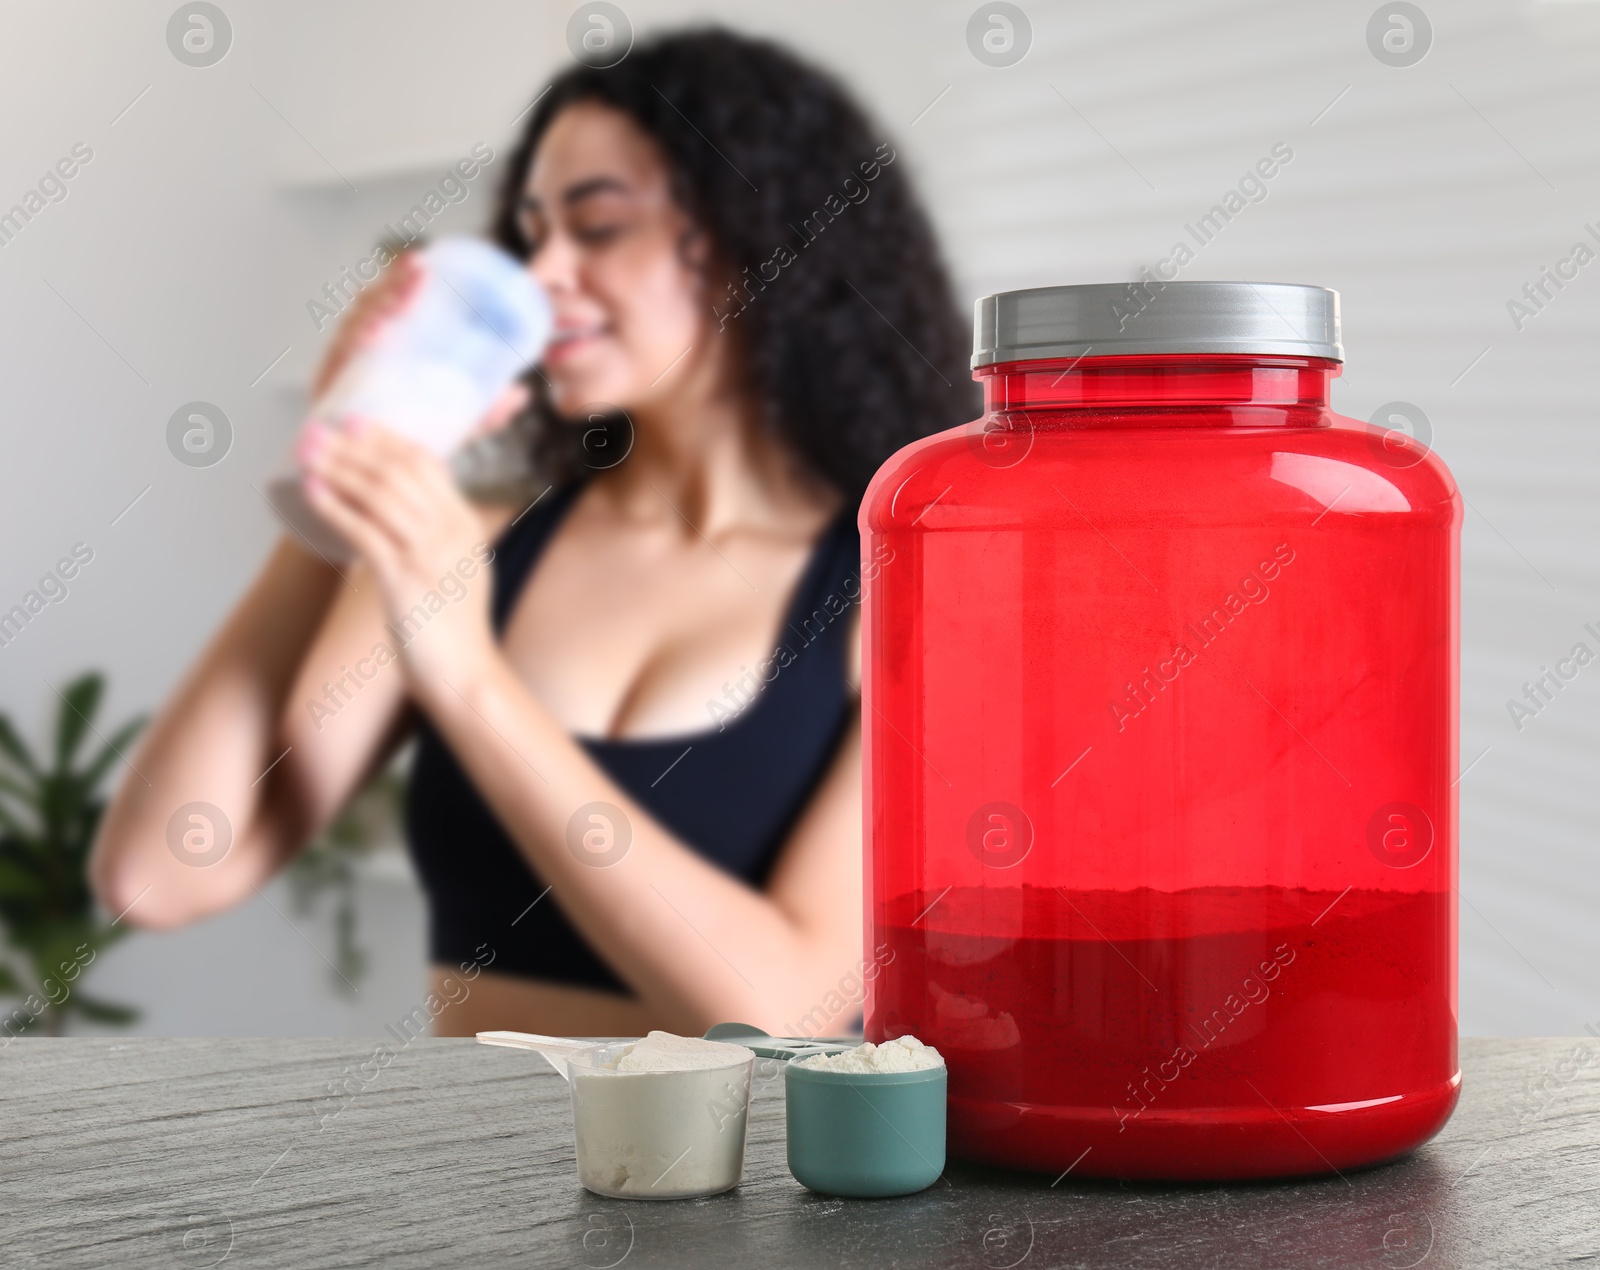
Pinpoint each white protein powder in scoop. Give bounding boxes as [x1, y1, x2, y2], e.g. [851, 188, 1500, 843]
[795, 1034, 945, 1074]
[571, 1031, 755, 1199]
[614, 1031, 746, 1072]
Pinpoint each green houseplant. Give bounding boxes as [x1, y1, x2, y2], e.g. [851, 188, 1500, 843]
[0, 672, 144, 1036]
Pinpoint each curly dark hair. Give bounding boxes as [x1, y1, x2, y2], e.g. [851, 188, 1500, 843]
[487, 26, 977, 501]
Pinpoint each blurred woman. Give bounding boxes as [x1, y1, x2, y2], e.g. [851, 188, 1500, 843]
[91, 28, 972, 1037]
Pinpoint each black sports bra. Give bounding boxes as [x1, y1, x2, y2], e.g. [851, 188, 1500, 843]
[403, 482, 862, 993]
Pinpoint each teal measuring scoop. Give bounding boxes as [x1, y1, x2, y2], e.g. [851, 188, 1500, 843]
[784, 1060, 946, 1198]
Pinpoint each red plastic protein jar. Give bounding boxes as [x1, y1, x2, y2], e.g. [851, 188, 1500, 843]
[860, 282, 1460, 1180]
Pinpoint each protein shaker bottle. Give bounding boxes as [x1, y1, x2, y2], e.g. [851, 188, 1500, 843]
[268, 235, 552, 560]
[861, 281, 1460, 1180]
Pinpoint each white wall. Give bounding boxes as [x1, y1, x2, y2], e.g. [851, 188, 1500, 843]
[2, 0, 1597, 1035]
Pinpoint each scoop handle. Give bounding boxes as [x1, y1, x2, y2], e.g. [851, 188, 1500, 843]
[703, 1023, 858, 1061]
[476, 1030, 595, 1080]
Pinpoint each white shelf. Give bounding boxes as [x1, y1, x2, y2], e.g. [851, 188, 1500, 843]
[276, 143, 500, 194]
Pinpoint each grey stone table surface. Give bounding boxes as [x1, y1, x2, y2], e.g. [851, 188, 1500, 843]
[2, 1036, 1596, 1269]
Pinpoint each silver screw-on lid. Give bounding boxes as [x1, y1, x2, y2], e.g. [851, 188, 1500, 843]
[972, 281, 1342, 368]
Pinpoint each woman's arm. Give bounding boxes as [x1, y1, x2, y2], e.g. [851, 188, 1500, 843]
[305, 422, 866, 1034]
[88, 542, 422, 928]
[90, 255, 449, 929]
[86, 545, 356, 923]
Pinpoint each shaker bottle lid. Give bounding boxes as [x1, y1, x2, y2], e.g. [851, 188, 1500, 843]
[972, 281, 1342, 368]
